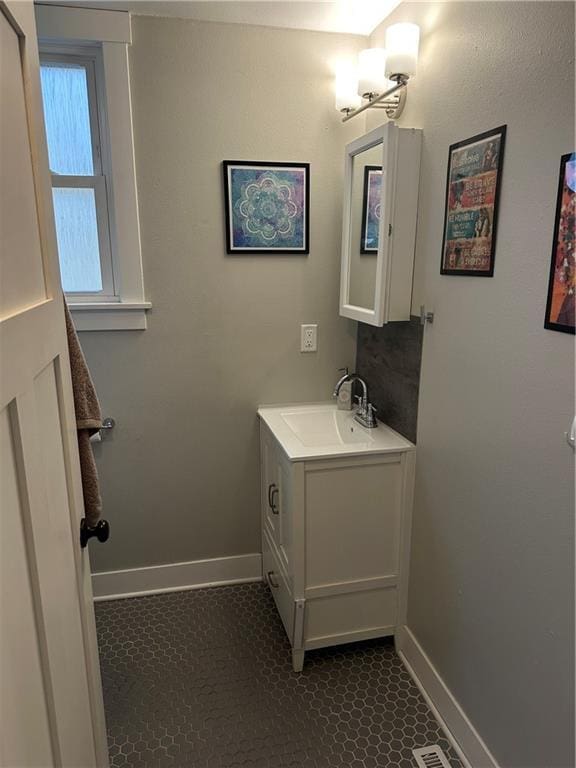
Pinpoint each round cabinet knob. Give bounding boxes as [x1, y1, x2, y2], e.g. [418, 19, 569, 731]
[80, 518, 110, 548]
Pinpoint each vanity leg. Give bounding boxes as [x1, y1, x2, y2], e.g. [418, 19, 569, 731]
[292, 649, 305, 673]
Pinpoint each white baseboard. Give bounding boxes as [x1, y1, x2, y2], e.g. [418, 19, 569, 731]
[395, 625, 499, 768]
[92, 553, 263, 601]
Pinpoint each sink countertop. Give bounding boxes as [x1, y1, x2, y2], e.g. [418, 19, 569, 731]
[257, 402, 414, 461]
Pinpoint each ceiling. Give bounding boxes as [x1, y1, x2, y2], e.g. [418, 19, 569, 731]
[37, 1, 402, 36]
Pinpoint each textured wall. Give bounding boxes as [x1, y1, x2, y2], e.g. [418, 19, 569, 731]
[369, 3, 575, 766]
[82, 17, 364, 573]
[356, 317, 423, 443]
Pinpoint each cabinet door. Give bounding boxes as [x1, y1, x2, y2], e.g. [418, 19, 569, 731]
[276, 452, 293, 581]
[260, 426, 294, 584]
[260, 425, 281, 550]
[304, 454, 403, 588]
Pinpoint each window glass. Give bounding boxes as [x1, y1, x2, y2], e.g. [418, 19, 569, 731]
[40, 63, 94, 176]
[52, 188, 102, 292]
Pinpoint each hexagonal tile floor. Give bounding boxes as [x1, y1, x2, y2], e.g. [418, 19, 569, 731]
[95, 582, 463, 768]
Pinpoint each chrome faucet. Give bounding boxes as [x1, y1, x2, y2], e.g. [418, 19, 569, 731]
[333, 372, 378, 429]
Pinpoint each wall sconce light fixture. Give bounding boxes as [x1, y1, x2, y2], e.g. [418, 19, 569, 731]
[336, 22, 420, 123]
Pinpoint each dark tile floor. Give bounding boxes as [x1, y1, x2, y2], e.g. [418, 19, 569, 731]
[95, 583, 463, 768]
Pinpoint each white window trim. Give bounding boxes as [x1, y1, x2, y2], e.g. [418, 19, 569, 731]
[36, 4, 150, 331]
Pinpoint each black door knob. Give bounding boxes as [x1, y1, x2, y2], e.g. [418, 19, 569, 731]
[80, 518, 110, 548]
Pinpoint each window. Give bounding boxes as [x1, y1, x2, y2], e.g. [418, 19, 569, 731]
[40, 51, 114, 298]
[35, 4, 149, 330]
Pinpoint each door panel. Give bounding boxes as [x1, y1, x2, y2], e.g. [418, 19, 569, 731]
[0, 407, 55, 768]
[26, 362, 95, 765]
[0, 2, 108, 766]
[0, 7, 46, 317]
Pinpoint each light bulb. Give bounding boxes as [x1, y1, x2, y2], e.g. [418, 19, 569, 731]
[334, 61, 361, 112]
[357, 48, 387, 98]
[385, 23, 420, 79]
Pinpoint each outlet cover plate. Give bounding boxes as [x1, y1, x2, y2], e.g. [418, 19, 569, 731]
[300, 324, 318, 352]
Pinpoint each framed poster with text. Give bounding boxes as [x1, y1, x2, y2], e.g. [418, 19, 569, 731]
[440, 125, 506, 276]
[544, 152, 575, 334]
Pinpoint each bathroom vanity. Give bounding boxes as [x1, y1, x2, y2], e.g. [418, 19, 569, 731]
[258, 403, 415, 672]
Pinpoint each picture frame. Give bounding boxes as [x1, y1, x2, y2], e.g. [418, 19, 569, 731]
[222, 161, 310, 254]
[360, 165, 382, 254]
[544, 152, 575, 334]
[440, 125, 506, 276]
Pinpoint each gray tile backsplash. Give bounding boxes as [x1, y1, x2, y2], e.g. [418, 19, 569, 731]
[356, 316, 423, 444]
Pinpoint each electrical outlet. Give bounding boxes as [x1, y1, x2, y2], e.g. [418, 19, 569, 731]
[300, 324, 318, 352]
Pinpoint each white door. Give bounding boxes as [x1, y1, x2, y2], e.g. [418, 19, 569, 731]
[0, 1, 108, 766]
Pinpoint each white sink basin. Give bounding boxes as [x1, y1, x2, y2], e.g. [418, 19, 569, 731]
[281, 408, 375, 447]
[258, 403, 413, 461]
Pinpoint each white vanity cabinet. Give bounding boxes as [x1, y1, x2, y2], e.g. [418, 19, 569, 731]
[258, 404, 415, 672]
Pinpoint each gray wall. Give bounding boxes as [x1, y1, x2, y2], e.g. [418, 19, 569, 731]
[369, 3, 575, 766]
[83, 16, 364, 573]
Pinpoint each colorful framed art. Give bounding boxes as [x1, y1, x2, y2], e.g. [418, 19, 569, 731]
[440, 125, 506, 276]
[222, 161, 310, 254]
[544, 152, 576, 334]
[360, 165, 382, 254]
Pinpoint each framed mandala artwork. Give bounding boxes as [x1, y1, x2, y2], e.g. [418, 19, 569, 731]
[222, 161, 310, 254]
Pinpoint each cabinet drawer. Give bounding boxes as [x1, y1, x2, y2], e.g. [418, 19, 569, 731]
[263, 530, 294, 644]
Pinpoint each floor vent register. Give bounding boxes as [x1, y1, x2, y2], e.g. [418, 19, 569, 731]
[413, 745, 452, 768]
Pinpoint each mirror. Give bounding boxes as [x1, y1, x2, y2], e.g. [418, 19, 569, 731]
[340, 124, 390, 326]
[339, 123, 421, 327]
[348, 144, 382, 311]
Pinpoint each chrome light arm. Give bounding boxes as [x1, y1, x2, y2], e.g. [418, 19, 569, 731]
[341, 75, 409, 123]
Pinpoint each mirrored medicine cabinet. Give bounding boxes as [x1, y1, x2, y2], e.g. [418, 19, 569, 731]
[339, 123, 422, 326]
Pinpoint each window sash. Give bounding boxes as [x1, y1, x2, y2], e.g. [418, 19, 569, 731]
[51, 175, 115, 300]
[40, 48, 116, 300]
[40, 53, 103, 176]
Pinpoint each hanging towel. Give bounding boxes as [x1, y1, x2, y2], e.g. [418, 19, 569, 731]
[64, 300, 103, 528]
